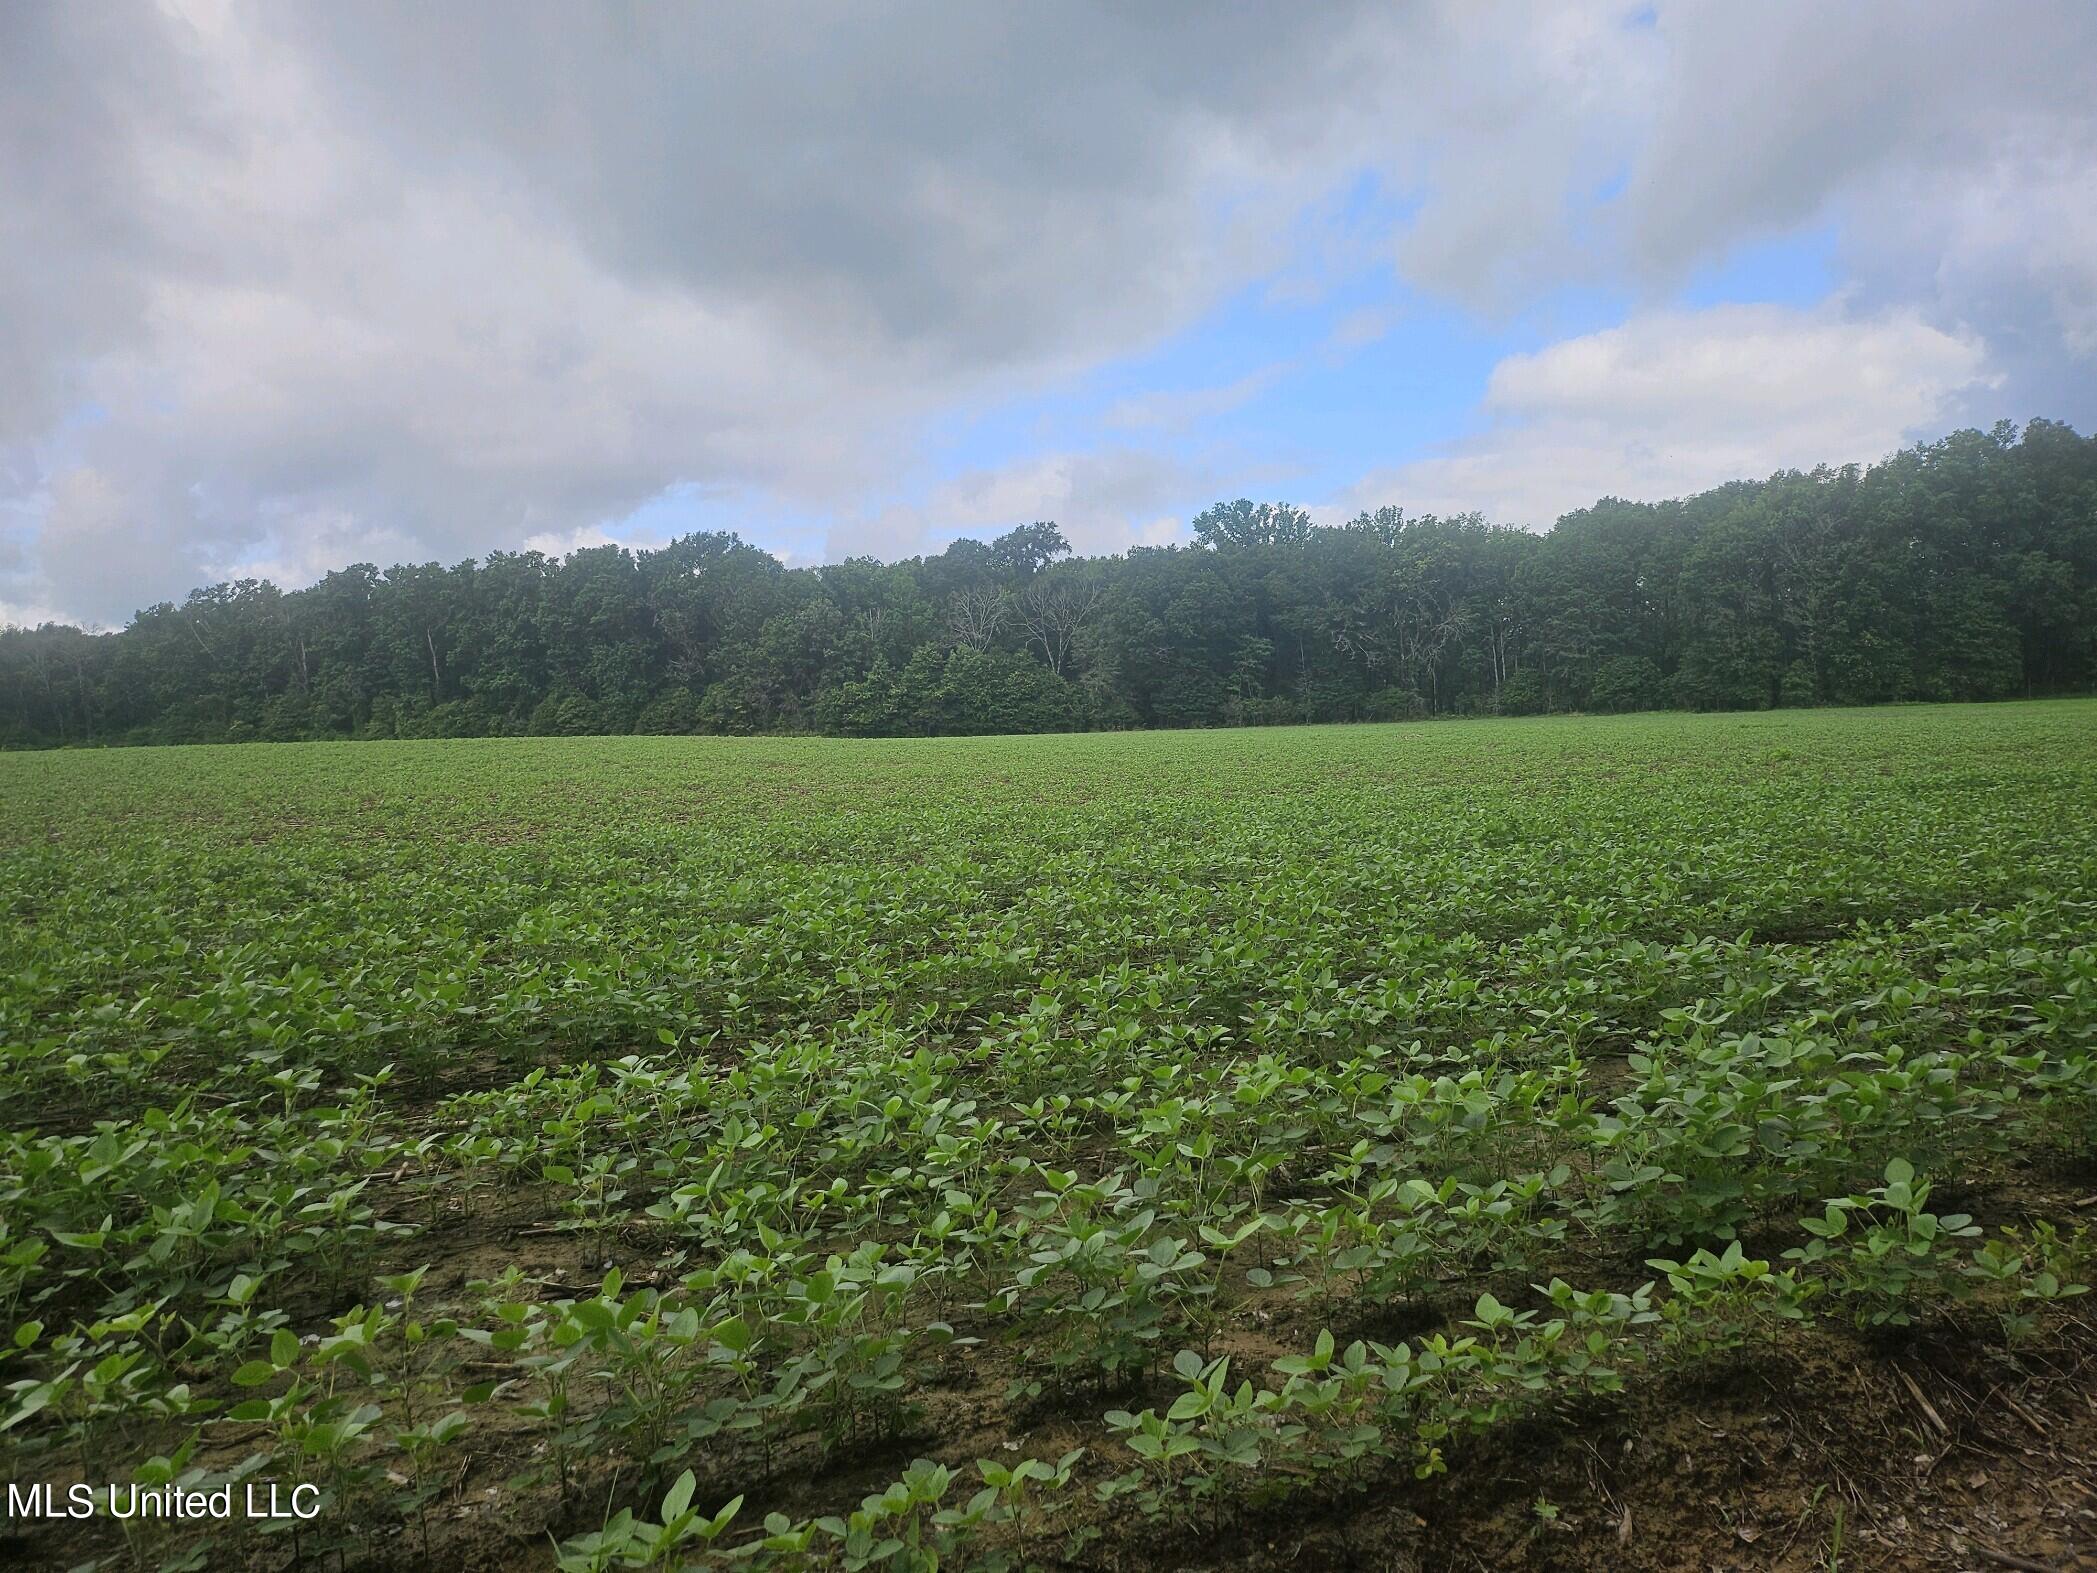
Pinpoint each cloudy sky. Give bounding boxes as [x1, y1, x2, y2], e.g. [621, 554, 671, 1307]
[4, 1, 2095, 627]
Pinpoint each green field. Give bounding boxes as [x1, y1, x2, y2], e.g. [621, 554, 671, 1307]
[4, 704, 2095, 1571]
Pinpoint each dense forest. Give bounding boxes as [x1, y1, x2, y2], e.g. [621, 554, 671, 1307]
[3, 419, 2093, 747]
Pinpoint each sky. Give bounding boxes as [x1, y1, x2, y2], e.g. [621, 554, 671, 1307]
[3, 2, 2095, 629]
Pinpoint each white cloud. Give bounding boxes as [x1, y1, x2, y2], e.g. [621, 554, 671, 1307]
[1340, 303, 1996, 527]
[517, 525, 626, 561]
[201, 509, 424, 591]
[841, 450, 1198, 561]
[1327, 308, 1394, 352]
[1105, 367, 1289, 432]
[0, 600, 82, 632]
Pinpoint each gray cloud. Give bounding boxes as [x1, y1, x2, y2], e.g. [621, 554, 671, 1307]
[267, 3, 1375, 365]
[1625, 6, 2097, 276]
[1, 1, 2093, 624]
[4, 0, 1415, 620]
[0, 7, 189, 438]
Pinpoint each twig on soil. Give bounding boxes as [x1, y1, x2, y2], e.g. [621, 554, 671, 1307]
[1959, 1533, 2060, 1573]
[1896, 1366, 1951, 1439]
[1997, 1394, 2051, 1437]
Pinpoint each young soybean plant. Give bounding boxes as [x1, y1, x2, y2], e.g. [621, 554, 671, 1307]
[1963, 1223, 2092, 1345]
[1644, 1241, 1818, 1361]
[812, 1457, 962, 1572]
[1784, 1159, 1979, 1328]
[1103, 1349, 1274, 1533]
[552, 1471, 742, 1572]
[971, 1448, 1085, 1568]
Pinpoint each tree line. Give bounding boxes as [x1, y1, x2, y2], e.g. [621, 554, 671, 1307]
[4, 419, 2093, 748]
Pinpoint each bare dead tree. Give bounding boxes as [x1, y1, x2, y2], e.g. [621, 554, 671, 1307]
[855, 606, 897, 656]
[1324, 578, 1468, 709]
[1402, 603, 1471, 710]
[1019, 577, 1105, 677]
[947, 586, 1011, 651]
[1323, 604, 1387, 673]
[1483, 597, 1523, 697]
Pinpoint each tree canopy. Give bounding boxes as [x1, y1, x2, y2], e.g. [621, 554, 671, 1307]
[5, 420, 2094, 747]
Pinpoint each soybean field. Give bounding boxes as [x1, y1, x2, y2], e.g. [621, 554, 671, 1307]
[3, 703, 2095, 1571]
